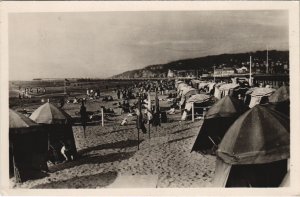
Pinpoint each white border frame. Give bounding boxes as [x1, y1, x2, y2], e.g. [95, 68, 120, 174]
[1, 1, 299, 196]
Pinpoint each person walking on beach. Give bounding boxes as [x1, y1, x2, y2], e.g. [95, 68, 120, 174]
[80, 101, 87, 138]
[117, 89, 121, 100]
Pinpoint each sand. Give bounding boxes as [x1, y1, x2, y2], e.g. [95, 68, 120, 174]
[10, 93, 216, 188]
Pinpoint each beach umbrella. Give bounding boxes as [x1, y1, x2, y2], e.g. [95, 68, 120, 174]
[182, 88, 200, 98]
[191, 79, 201, 88]
[177, 83, 188, 91]
[29, 102, 72, 124]
[175, 81, 184, 88]
[9, 109, 48, 183]
[248, 87, 276, 108]
[250, 87, 276, 97]
[191, 96, 247, 153]
[245, 87, 258, 95]
[267, 86, 290, 116]
[217, 83, 240, 98]
[204, 95, 247, 119]
[212, 105, 289, 187]
[29, 102, 77, 164]
[219, 83, 240, 91]
[217, 104, 289, 165]
[198, 82, 209, 90]
[269, 85, 289, 103]
[186, 94, 211, 104]
[10, 109, 38, 130]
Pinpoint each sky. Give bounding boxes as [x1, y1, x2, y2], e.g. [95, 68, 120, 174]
[9, 10, 289, 80]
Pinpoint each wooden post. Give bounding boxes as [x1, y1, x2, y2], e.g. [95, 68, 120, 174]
[192, 102, 195, 122]
[101, 108, 104, 127]
[148, 122, 150, 139]
[137, 97, 141, 150]
[137, 129, 140, 150]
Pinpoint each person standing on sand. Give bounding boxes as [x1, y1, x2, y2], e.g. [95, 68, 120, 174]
[80, 101, 87, 138]
[117, 89, 121, 100]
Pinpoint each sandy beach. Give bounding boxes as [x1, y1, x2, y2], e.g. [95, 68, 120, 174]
[10, 93, 216, 188]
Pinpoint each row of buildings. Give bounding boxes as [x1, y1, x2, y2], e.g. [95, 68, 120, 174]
[167, 60, 289, 78]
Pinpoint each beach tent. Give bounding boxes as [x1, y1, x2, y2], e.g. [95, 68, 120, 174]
[30, 102, 77, 163]
[212, 105, 289, 187]
[177, 83, 188, 92]
[9, 109, 48, 183]
[248, 87, 276, 108]
[213, 83, 225, 100]
[198, 82, 210, 92]
[186, 94, 212, 104]
[181, 94, 212, 120]
[179, 87, 198, 107]
[182, 87, 199, 99]
[184, 94, 212, 111]
[208, 82, 216, 94]
[175, 81, 184, 88]
[191, 80, 201, 89]
[269, 85, 289, 103]
[268, 86, 289, 116]
[218, 83, 240, 98]
[191, 95, 247, 153]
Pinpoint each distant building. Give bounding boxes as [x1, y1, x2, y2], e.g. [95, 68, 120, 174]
[214, 68, 235, 77]
[167, 69, 175, 78]
[174, 70, 196, 78]
[236, 66, 248, 74]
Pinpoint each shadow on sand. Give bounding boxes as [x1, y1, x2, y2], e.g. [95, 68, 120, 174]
[49, 151, 135, 173]
[32, 171, 118, 189]
[171, 127, 191, 134]
[168, 135, 195, 144]
[78, 139, 144, 155]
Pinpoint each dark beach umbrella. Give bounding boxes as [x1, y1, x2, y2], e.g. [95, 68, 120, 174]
[269, 85, 289, 103]
[213, 105, 289, 187]
[191, 95, 248, 153]
[217, 104, 289, 165]
[267, 86, 289, 116]
[29, 102, 77, 163]
[205, 95, 247, 119]
[9, 109, 38, 130]
[9, 109, 48, 183]
[29, 102, 72, 124]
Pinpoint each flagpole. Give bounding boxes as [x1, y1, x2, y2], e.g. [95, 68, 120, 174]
[266, 45, 269, 74]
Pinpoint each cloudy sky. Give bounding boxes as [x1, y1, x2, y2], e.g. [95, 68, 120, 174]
[9, 10, 288, 80]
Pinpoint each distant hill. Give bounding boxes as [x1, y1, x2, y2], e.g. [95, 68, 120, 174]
[112, 50, 289, 78]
